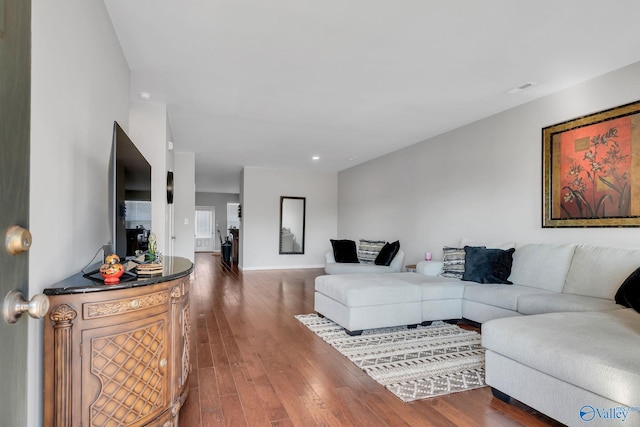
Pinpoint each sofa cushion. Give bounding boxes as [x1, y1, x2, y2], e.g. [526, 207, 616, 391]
[482, 309, 640, 408]
[463, 284, 546, 311]
[385, 273, 466, 300]
[518, 293, 622, 315]
[330, 239, 359, 263]
[615, 266, 640, 313]
[507, 244, 576, 292]
[440, 247, 469, 279]
[315, 274, 422, 307]
[325, 262, 397, 275]
[375, 240, 400, 266]
[462, 246, 515, 284]
[419, 281, 468, 300]
[357, 239, 385, 264]
[563, 245, 640, 300]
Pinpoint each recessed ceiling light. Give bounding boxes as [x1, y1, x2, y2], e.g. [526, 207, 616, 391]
[312, 156, 320, 161]
[347, 156, 359, 161]
[506, 82, 538, 95]
[139, 91, 151, 101]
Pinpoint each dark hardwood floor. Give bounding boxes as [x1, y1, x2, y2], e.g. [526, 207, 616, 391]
[179, 253, 563, 426]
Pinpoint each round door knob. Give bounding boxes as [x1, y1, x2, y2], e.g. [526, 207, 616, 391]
[3, 290, 50, 324]
[5, 225, 32, 255]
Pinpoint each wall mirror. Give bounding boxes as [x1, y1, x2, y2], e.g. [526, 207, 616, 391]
[279, 196, 305, 254]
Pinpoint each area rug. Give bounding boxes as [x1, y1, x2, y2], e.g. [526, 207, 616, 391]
[295, 314, 486, 402]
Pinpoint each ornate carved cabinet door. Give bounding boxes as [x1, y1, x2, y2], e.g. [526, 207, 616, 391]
[81, 313, 171, 427]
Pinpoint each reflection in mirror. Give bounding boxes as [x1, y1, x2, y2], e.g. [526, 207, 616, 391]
[279, 196, 305, 254]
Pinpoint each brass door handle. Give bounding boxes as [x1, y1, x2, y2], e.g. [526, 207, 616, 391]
[3, 290, 50, 324]
[5, 225, 32, 255]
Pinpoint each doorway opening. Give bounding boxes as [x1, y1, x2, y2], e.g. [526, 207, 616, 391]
[195, 206, 214, 252]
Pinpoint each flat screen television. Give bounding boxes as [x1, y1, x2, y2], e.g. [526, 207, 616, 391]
[108, 121, 152, 260]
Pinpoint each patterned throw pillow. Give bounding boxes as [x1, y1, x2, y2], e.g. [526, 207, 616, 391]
[440, 247, 467, 278]
[358, 239, 386, 264]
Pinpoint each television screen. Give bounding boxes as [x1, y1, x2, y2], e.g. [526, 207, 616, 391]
[109, 122, 152, 259]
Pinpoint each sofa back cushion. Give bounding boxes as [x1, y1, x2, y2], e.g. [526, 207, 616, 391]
[508, 243, 576, 292]
[563, 244, 640, 300]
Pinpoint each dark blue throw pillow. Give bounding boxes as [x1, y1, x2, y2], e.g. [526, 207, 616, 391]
[330, 239, 360, 263]
[615, 266, 640, 313]
[462, 246, 515, 284]
[375, 240, 400, 266]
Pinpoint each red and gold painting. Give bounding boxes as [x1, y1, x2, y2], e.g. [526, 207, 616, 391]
[543, 100, 640, 227]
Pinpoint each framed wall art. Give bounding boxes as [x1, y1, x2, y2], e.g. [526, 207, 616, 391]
[543, 99, 640, 227]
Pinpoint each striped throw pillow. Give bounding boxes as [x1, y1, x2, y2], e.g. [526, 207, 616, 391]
[358, 239, 386, 264]
[440, 247, 467, 279]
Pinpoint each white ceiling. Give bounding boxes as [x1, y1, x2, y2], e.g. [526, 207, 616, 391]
[104, 0, 640, 193]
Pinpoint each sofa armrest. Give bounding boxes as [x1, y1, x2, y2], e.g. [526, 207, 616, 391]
[388, 249, 405, 272]
[416, 260, 443, 276]
[325, 251, 336, 263]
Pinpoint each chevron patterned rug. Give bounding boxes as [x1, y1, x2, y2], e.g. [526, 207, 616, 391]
[295, 314, 486, 402]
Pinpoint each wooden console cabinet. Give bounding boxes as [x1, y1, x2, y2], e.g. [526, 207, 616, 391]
[43, 257, 193, 427]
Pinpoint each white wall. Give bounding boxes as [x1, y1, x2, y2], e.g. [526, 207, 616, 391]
[338, 61, 640, 266]
[173, 152, 196, 262]
[195, 192, 240, 251]
[128, 102, 173, 256]
[242, 168, 337, 270]
[29, 1, 130, 425]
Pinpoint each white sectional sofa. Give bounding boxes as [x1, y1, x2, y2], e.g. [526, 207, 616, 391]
[317, 243, 626, 330]
[483, 308, 640, 427]
[314, 242, 640, 426]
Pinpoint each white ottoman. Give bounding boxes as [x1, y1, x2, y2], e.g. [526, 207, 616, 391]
[314, 273, 423, 334]
[385, 272, 466, 323]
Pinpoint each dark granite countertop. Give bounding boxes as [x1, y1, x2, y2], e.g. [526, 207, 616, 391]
[43, 256, 194, 296]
